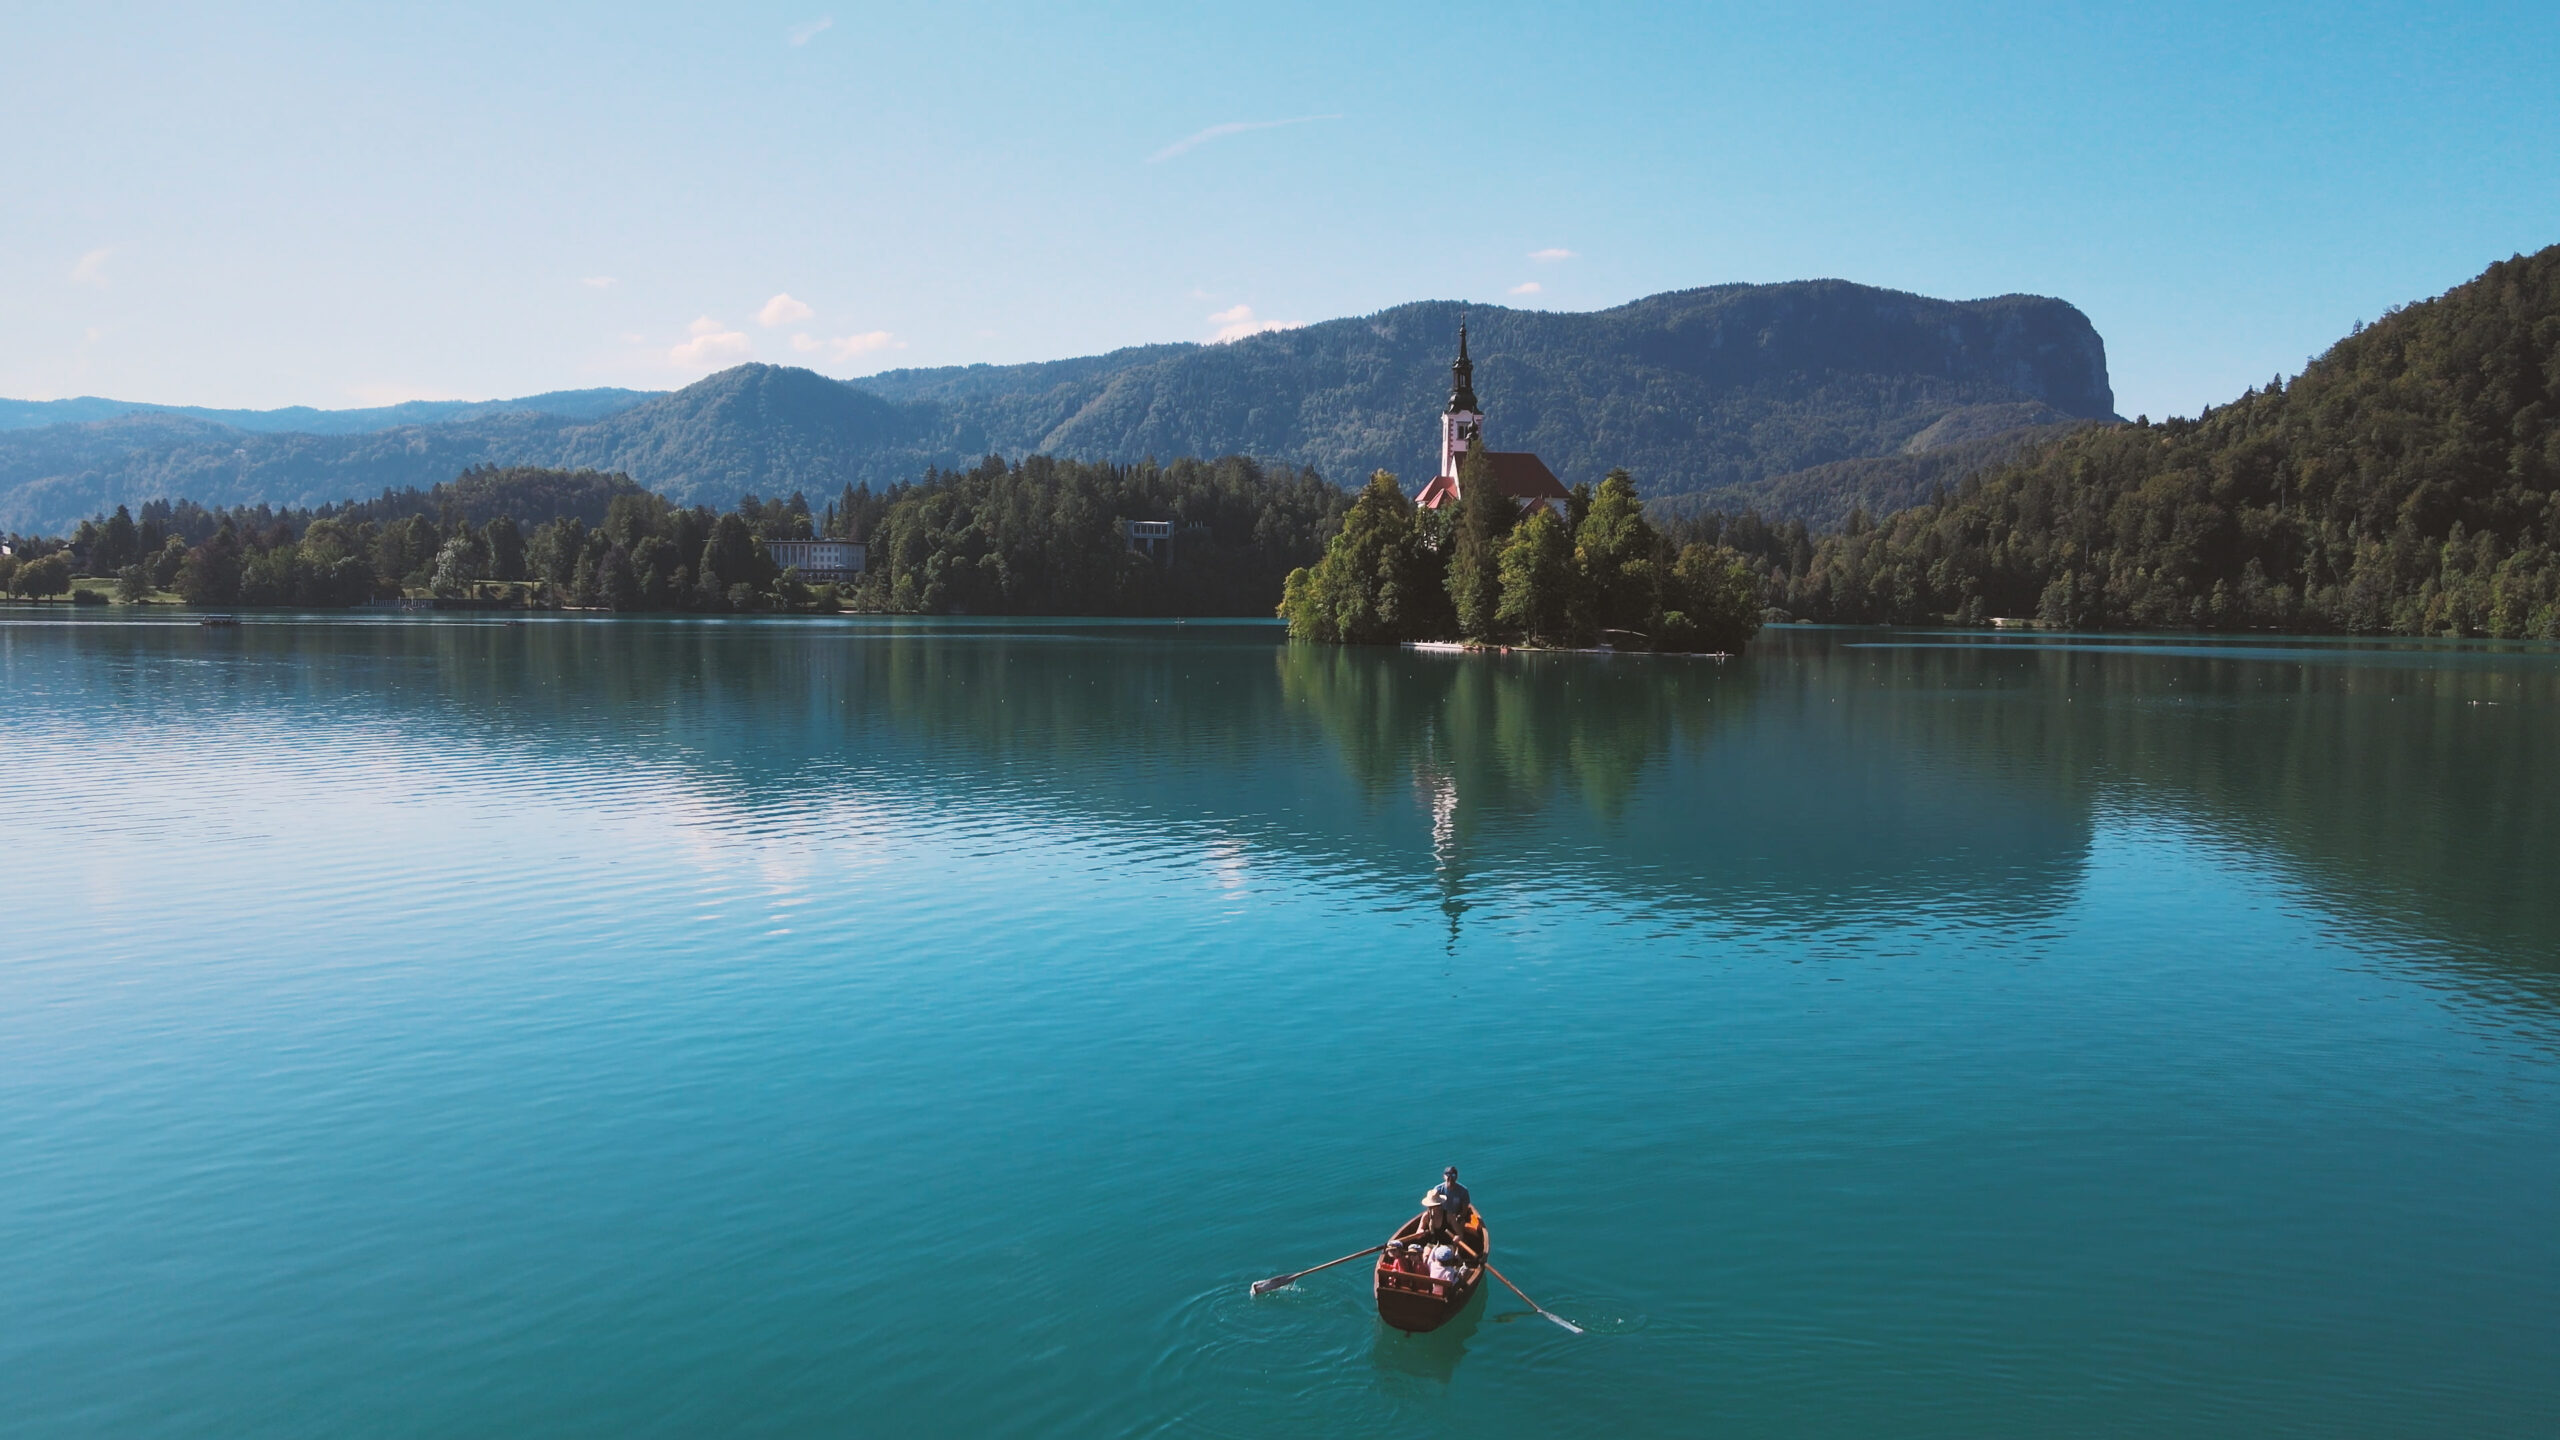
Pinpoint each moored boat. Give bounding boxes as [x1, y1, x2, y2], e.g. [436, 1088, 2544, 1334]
[1374, 1210, 1490, 1333]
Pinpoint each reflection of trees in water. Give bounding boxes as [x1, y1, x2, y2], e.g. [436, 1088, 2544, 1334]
[77, 619, 2558, 1007]
[1275, 642, 1745, 941]
[1765, 632, 2560, 1001]
[1274, 643, 1737, 818]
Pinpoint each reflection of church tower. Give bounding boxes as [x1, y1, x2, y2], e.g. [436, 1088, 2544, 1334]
[1439, 322, 1483, 484]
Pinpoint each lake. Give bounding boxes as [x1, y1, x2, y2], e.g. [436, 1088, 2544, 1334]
[2, 614, 2554, 1437]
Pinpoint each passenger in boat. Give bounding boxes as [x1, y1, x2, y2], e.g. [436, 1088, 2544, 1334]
[1412, 1190, 1485, 1262]
[1426, 1244, 1468, 1282]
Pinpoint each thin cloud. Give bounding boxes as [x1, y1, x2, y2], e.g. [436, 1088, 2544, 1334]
[1528, 247, 1578, 263]
[1206, 304, 1296, 343]
[791, 330, 902, 361]
[581, 275, 617, 289]
[70, 248, 111, 288]
[758, 293, 816, 327]
[788, 16, 833, 45]
[1150, 114, 1342, 163]
[1509, 281, 1543, 295]
[670, 316, 753, 367]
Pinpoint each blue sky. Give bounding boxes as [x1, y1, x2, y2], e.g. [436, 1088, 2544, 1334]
[4, 0, 2554, 419]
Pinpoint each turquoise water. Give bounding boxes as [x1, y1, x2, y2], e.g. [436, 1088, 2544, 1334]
[2, 615, 2554, 1437]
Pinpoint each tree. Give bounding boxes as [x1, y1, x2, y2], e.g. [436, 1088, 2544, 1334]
[431, 531, 490, 597]
[1444, 448, 1520, 642]
[1574, 469, 1660, 636]
[699, 513, 768, 596]
[12, 552, 72, 598]
[1279, 472, 1440, 643]
[114, 564, 151, 603]
[485, 516, 527, 581]
[1495, 507, 1576, 644]
[174, 522, 244, 606]
[95, 506, 140, 573]
[598, 545, 642, 611]
[1661, 543, 1762, 652]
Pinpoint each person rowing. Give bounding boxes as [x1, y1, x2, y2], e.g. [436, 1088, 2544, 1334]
[1402, 1167, 1484, 1262]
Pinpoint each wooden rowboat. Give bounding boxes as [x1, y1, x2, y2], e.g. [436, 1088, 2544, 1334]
[1374, 1211, 1490, 1333]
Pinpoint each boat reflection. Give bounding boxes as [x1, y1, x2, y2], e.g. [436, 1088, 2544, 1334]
[1366, 1285, 1486, 1387]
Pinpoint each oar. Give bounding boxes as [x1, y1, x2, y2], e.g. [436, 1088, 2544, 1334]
[1487, 1263, 1585, 1334]
[1249, 1243, 1389, 1296]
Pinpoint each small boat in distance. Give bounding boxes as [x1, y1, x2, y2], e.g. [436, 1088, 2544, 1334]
[199, 614, 240, 628]
[1375, 1209, 1490, 1333]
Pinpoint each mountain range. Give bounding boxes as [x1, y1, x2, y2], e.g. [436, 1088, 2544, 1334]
[0, 281, 2116, 535]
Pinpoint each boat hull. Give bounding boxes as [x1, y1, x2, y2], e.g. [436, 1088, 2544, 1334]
[1373, 1215, 1491, 1333]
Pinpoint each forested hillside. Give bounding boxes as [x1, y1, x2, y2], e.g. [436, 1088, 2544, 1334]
[1735, 246, 2560, 636]
[858, 284, 2114, 499]
[0, 280, 2112, 534]
[7, 458, 1346, 618]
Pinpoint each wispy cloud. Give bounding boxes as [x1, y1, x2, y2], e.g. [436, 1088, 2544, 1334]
[581, 275, 617, 290]
[1508, 281, 1543, 295]
[1528, 247, 1578, 263]
[788, 16, 832, 45]
[1206, 304, 1296, 343]
[70, 248, 111, 288]
[757, 293, 816, 327]
[791, 330, 902, 361]
[1150, 114, 1342, 163]
[670, 316, 753, 367]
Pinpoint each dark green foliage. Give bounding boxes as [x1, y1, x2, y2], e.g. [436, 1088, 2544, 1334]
[10, 551, 71, 597]
[1276, 473, 1446, 643]
[94, 505, 140, 571]
[1283, 467, 1763, 652]
[1743, 245, 2560, 637]
[1660, 544, 1764, 653]
[486, 516, 527, 581]
[173, 522, 244, 605]
[1445, 449, 1521, 642]
[1494, 508, 1578, 644]
[1647, 409, 2099, 534]
[1575, 470, 1663, 634]
[854, 454, 1344, 617]
[148, 535, 186, 590]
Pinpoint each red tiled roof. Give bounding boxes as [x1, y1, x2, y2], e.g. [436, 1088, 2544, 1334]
[1476, 451, 1569, 502]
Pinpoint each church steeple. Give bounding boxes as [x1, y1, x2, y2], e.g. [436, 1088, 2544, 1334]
[1446, 319, 1480, 415]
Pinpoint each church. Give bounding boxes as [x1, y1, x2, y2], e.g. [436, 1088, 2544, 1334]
[1412, 323, 1572, 515]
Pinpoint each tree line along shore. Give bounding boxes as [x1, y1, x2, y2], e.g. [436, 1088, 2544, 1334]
[7, 243, 2557, 641]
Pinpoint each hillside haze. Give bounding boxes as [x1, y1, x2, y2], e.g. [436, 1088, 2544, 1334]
[0, 281, 2114, 535]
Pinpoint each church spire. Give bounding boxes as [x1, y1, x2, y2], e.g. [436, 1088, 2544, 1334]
[1446, 318, 1480, 415]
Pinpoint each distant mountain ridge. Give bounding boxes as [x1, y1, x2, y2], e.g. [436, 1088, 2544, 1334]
[0, 387, 657, 436]
[0, 280, 2115, 534]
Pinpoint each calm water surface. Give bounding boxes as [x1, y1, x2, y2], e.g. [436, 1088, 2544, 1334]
[1, 615, 2554, 1437]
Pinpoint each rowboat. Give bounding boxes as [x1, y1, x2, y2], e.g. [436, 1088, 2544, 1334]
[1374, 1211, 1490, 1333]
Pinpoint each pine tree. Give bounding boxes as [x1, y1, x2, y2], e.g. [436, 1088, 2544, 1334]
[1444, 447, 1519, 642]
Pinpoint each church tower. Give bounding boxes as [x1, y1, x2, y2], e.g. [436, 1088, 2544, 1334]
[1413, 315, 1567, 514]
[1439, 321, 1482, 483]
